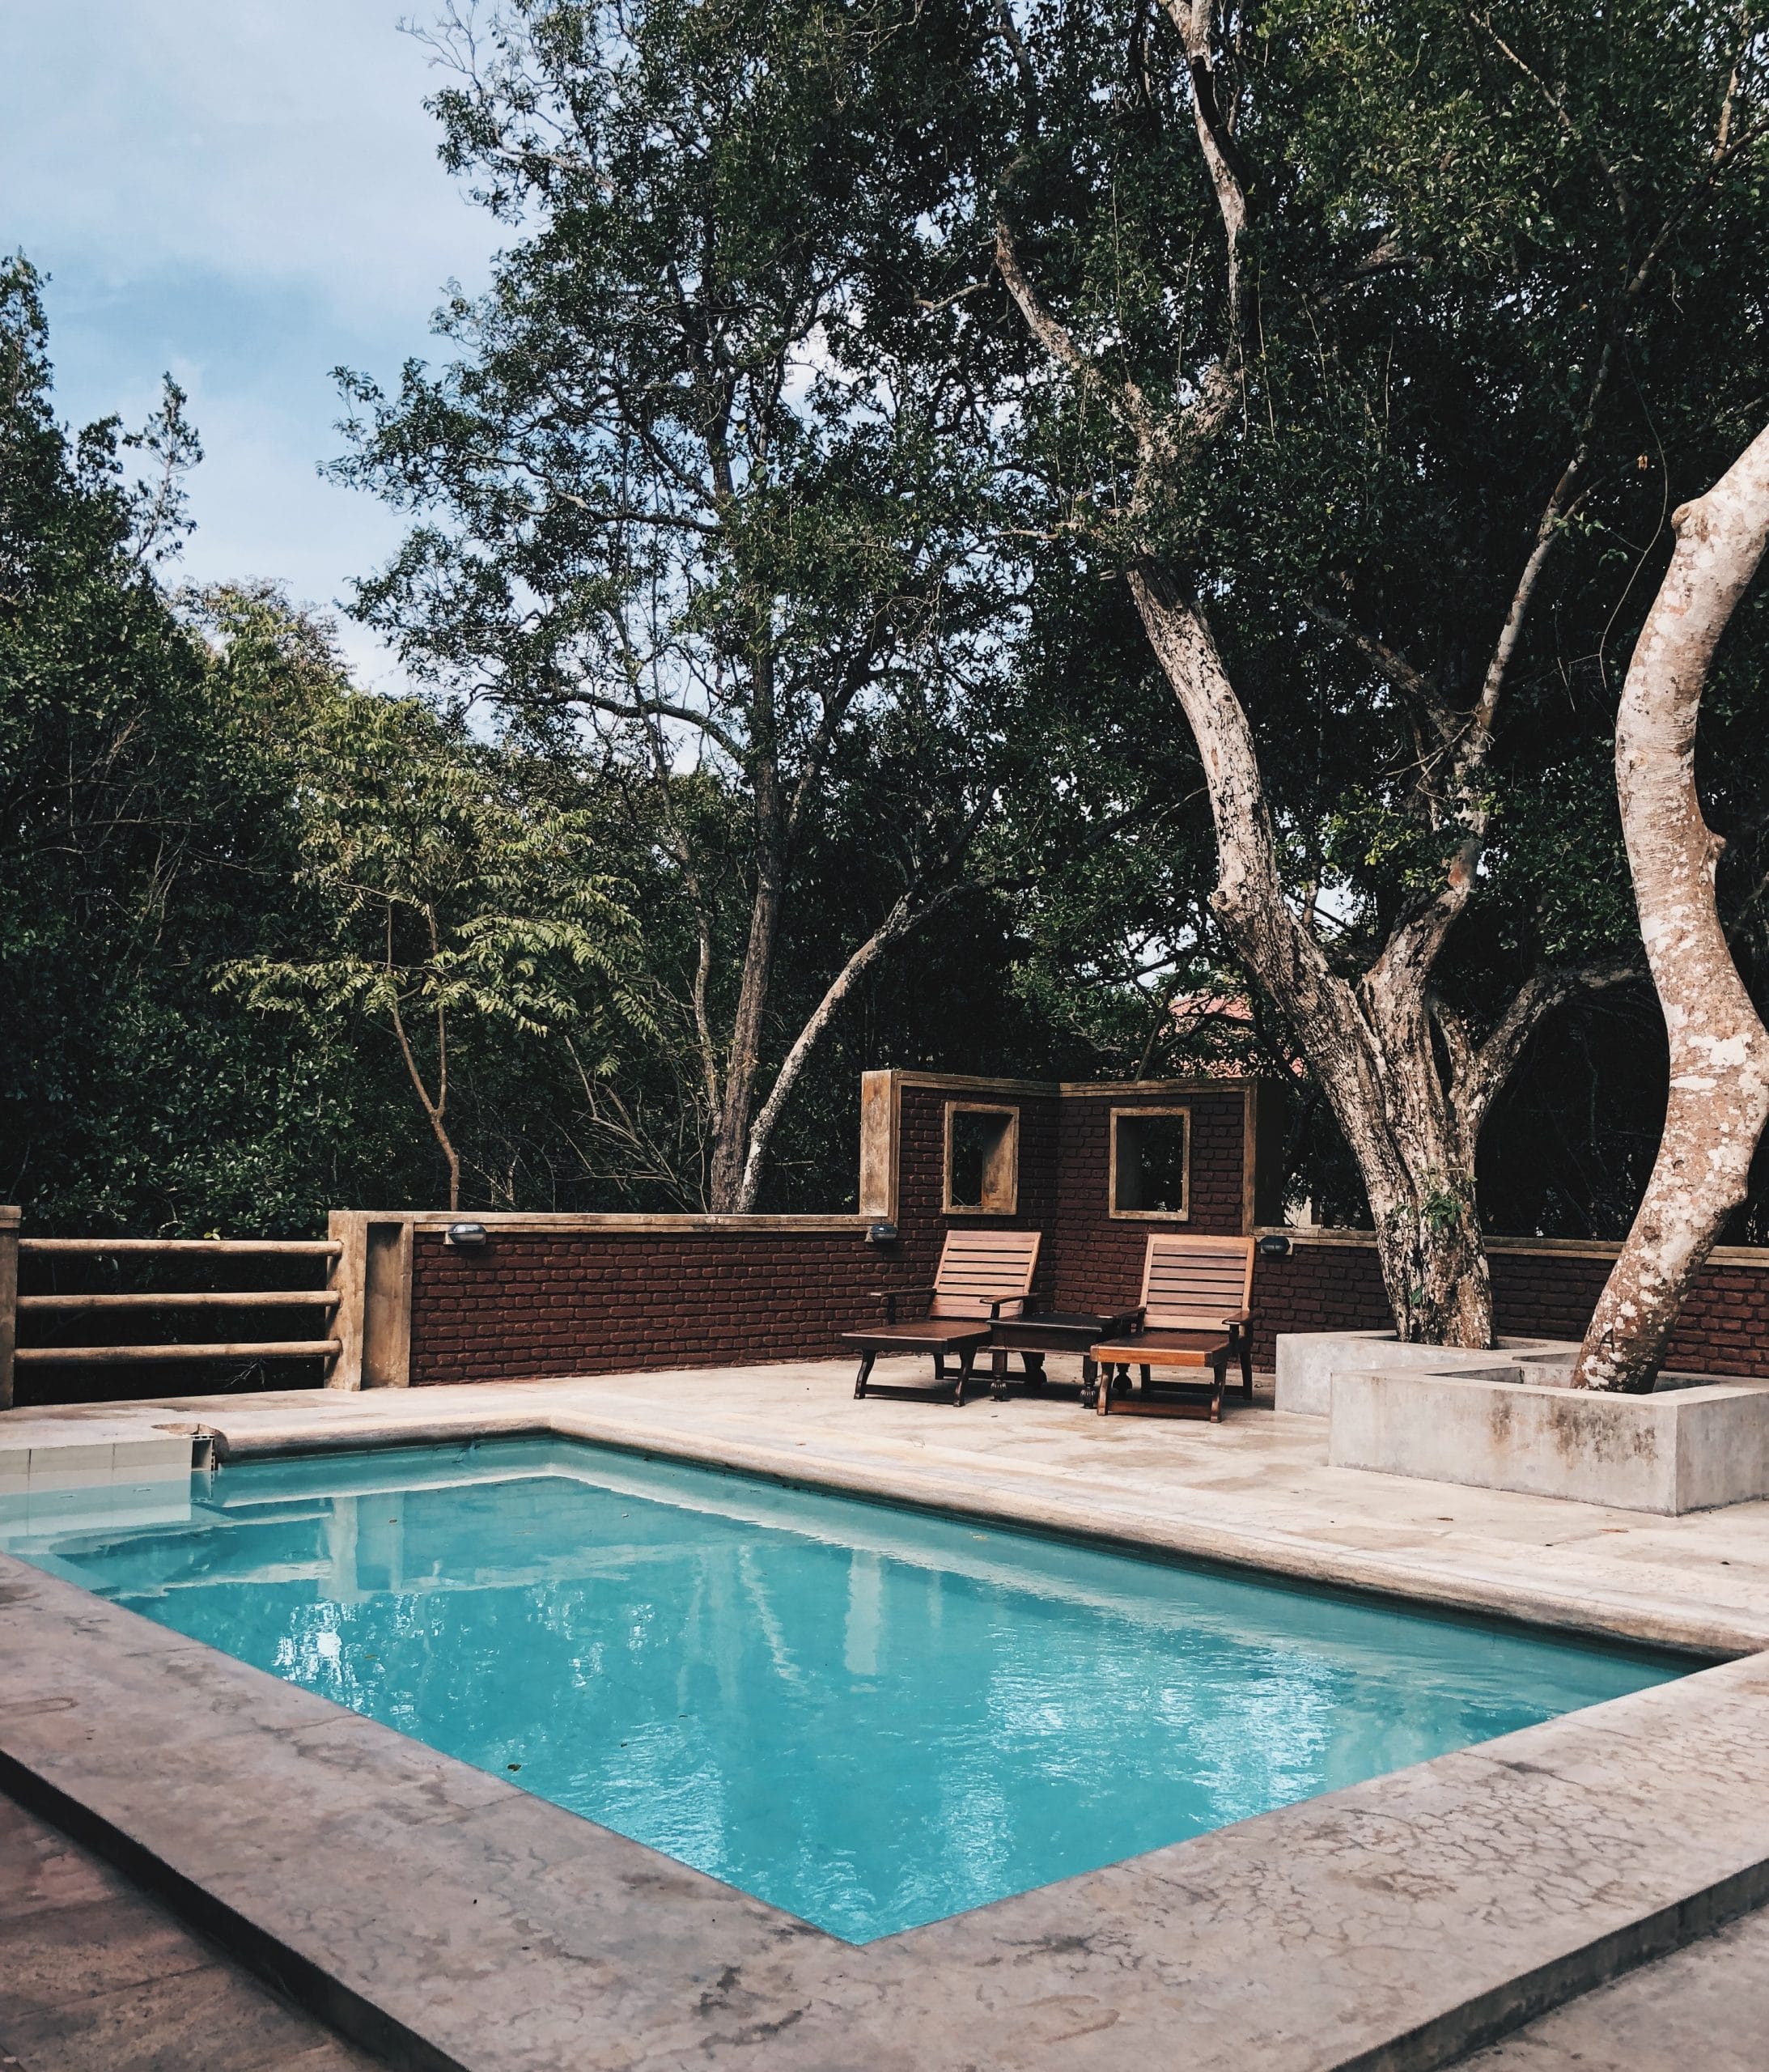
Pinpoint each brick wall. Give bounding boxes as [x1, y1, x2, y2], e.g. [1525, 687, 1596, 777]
[406, 1076, 1245, 1383]
[1048, 1085, 1250, 1310]
[396, 1069, 1769, 1387]
[1244, 1241, 1391, 1365]
[1246, 1237, 1769, 1378]
[409, 1225, 883, 1385]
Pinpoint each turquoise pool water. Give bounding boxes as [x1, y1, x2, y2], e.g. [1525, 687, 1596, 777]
[2, 1440, 1679, 1942]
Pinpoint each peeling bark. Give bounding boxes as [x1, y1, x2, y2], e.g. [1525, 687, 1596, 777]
[1575, 424, 1769, 1392]
[1128, 560, 1500, 1342]
[992, 2, 1670, 1349]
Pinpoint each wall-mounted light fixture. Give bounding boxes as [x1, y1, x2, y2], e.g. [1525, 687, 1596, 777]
[445, 1222, 489, 1250]
[867, 1221, 899, 1246]
[1256, 1233, 1292, 1259]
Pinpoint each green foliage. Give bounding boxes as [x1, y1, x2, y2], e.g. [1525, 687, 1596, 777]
[0, 258, 363, 1233]
[8, 4, 1769, 1249]
[0, 262, 651, 1228]
[944, 0, 1769, 1225]
[331, 0, 1016, 1204]
[219, 601, 651, 1207]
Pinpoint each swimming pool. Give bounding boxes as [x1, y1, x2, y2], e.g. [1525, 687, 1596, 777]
[0, 1439, 1680, 1942]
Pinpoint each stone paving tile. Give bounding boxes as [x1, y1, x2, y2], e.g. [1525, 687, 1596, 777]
[1455, 1902, 1769, 2070]
[0, 1795, 379, 2072]
[0, 1896, 211, 2018]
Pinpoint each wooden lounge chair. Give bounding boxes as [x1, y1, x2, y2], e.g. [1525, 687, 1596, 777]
[845, 1229, 1042, 1408]
[1088, 1234, 1256, 1422]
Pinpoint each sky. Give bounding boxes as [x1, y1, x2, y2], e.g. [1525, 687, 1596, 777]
[1, 2, 500, 688]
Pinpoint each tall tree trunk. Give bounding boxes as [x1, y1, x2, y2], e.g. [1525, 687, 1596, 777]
[1126, 558, 1567, 1348]
[707, 862, 783, 1213]
[707, 635, 785, 1214]
[1574, 425, 1769, 1392]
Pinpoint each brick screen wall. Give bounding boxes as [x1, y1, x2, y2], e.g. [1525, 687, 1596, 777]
[890, 1081, 1059, 1306]
[397, 1071, 1769, 1386]
[1048, 1085, 1251, 1310]
[409, 1225, 884, 1385]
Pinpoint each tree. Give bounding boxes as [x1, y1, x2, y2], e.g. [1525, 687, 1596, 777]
[1574, 424, 1769, 1391]
[0, 261, 365, 1236]
[220, 614, 647, 1211]
[0, 251, 1045, 1233]
[961, 0, 1767, 1340]
[334, 0, 1008, 1211]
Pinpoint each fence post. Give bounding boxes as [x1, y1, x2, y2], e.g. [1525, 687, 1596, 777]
[859, 1071, 901, 1222]
[327, 1212, 367, 1391]
[0, 1207, 18, 1412]
[326, 1213, 413, 1390]
[363, 1220, 414, 1388]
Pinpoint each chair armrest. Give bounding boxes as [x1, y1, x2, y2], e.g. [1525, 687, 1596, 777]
[987, 1290, 1041, 1319]
[866, 1285, 934, 1325]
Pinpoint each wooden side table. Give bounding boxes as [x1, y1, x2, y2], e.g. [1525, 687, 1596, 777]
[985, 1312, 1136, 1404]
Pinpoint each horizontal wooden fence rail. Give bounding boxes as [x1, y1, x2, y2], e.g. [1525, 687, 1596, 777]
[2, 1223, 348, 1407]
[20, 1239, 342, 1257]
[13, 1341, 344, 1367]
[19, 1290, 341, 1312]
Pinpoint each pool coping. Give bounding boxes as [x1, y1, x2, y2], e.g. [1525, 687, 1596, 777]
[6, 1443, 1769, 2068]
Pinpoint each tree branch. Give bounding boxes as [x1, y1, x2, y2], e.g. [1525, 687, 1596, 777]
[1160, 1, 1254, 338]
[571, 688, 748, 764]
[1439, 955, 1643, 1147]
[1303, 592, 1452, 732]
[733, 885, 933, 1212]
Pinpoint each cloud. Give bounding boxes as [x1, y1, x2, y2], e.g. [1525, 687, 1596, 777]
[2, 0, 501, 686]
[3, 0, 496, 319]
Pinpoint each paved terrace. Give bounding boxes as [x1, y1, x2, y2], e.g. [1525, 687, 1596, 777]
[8, 1357, 1769, 1654]
[7, 1362, 1769, 2071]
[0, 1791, 375, 2072]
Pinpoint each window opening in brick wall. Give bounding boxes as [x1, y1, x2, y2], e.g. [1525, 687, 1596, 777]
[1110, 1107, 1191, 1219]
[944, 1104, 1019, 1215]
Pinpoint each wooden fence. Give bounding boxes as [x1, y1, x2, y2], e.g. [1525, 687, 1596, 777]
[0, 1208, 356, 1410]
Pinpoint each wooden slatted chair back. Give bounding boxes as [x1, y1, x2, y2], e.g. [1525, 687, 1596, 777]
[929, 1228, 1042, 1320]
[1140, 1233, 1254, 1329]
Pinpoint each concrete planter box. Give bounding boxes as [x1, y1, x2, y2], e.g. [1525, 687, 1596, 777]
[1326, 1365, 1769, 1514]
[1274, 1330, 1574, 1416]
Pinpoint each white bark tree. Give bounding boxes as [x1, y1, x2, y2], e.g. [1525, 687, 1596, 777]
[339, 0, 1007, 1216]
[991, 0, 1682, 1343]
[1574, 424, 1769, 1391]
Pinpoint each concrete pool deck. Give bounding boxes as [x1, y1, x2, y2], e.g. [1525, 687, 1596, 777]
[6, 1362, 1769, 2070]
